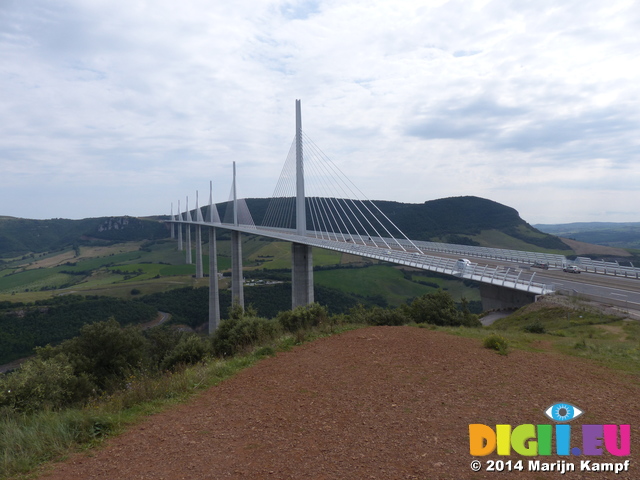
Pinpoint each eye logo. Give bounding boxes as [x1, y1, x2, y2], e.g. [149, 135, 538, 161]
[544, 403, 583, 422]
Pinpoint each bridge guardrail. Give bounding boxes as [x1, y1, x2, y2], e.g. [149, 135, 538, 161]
[574, 257, 640, 278]
[168, 221, 556, 295]
[281, 230, 555, 295]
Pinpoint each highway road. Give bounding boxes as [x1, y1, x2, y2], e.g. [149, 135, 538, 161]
[173, 220, 640, 309]
[456, 252, 640, 310]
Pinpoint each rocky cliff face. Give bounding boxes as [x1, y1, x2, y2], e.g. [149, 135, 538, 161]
[97, 217, 131, 232]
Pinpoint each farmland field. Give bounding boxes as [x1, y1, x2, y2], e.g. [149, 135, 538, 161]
[0, 236, 479, 306]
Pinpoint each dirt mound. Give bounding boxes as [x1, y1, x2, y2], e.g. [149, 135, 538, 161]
[517, 294, 627, 317]
[40, 327, 639, 480]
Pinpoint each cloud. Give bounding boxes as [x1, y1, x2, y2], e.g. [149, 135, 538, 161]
[0, 0, 639, 223]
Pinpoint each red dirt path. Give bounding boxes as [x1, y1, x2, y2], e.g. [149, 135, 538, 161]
[39, 327, 639, 479]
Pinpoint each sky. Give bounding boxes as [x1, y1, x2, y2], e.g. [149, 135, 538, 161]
[1, 0, 639, 225]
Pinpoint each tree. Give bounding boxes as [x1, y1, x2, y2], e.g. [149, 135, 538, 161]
[406, 290, 480, 327]
[40, 318, 149, 390]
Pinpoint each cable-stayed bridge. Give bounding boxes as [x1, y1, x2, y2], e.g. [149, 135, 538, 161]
[167, 100, 640, 333]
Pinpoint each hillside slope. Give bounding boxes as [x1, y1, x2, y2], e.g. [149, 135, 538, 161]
[1, 196, 569, 258]
[245, 195, 570, 250]
[536, 222, 640, 249]
[0, 216, 169, 258]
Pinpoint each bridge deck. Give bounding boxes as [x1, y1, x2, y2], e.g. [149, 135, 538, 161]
[169, 220, 555, 295]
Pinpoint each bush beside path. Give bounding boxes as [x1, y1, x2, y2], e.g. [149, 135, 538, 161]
[39, 326, 639, 480]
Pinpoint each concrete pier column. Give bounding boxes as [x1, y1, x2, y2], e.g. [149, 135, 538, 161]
[170, 203, 175, 239]
[177, 200, 183, 251]
[185, 224, 192, 264]
[479, 284, 537, 311]
[195, 191, 204, 278]
[291, 100, 313, 309]
[292, 242, 314, 309]
[195, 225, 203, 278]
[209, 226, 221, 333]
[185, 197, 192, 265]
[231, 230, 244, 309]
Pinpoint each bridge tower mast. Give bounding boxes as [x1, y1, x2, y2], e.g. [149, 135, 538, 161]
[291, 99, 314, 309]
[230, 161, 244, 309]
[296, 99, 305, 236]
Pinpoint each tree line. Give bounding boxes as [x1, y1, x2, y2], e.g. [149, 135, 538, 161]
[0, 290, 480, 414]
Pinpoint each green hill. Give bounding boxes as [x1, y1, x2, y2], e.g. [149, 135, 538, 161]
[0, 196, 569, 259]
[244, 196, 570, 251]
[535, 222, 640, 249]
[0, 216, 169, 258]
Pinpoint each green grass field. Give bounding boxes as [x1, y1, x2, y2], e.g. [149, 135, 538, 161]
[314, 265, 479, 306]
[0, 236, 479, 307]
[469, 229, 570, 254]
[453, 299, 640, 373]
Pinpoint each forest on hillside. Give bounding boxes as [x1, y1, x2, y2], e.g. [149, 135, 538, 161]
[1, 195, 570, 258]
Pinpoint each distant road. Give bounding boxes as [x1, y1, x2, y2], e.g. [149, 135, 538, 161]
[437, 250, 640, 309]
[140, 311, 172, 329]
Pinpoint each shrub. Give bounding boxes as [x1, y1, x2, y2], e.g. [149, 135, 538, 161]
[0, 354, 93, 412]
[346, 304, 370, 325]
[406, 290, 481, 327]
[277, 303, 328, 332]
[362, 306, 408, 326]
[574, 339, 588, 350]
[211, 316, 281, 357]
[161, 334, 212, 370]
[483, 334, 509, 355]
[254, 346, 276, 357]
[38, 318, 150, 391]
[144, 327, 186, 369]
[523, 321, 546, 334]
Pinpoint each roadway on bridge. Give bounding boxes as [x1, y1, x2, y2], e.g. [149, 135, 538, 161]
[392, 244, 640, 308]
[455, 253, 640, 309]
[174, 220, 640, 306]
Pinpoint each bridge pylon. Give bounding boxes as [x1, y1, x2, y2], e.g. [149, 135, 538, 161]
[230, 161, 244, 309]
[185, 196, 193, 265]
[292, 99, 314, 309]
[177, 199, 183, 251]
[208, 181, 221, 333]
[195, 191, 203, 279]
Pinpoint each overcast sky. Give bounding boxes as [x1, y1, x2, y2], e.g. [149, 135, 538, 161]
[1, 0, 639, 224]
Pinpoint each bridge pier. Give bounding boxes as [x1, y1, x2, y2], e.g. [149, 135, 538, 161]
[231, 230, 244, 309]
[290, 100, 314, 309]
[177, 201, 183, 251]
[195, 225, 203, 278]
[209, 226, 221, 333]
[480, 284, 538, 311]
[170, 204, 175, 239]
[185, 198, 192, 263]
[292, 243, 314, 309]
[185, 224, 192, 264]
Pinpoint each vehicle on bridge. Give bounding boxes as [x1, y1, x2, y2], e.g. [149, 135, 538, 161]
[455, 258, 471, 272]
[532, 261, 549, 269]
[563, 265, 581, 274]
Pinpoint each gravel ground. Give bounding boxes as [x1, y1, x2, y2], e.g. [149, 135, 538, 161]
[39, 326, 640, 480]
